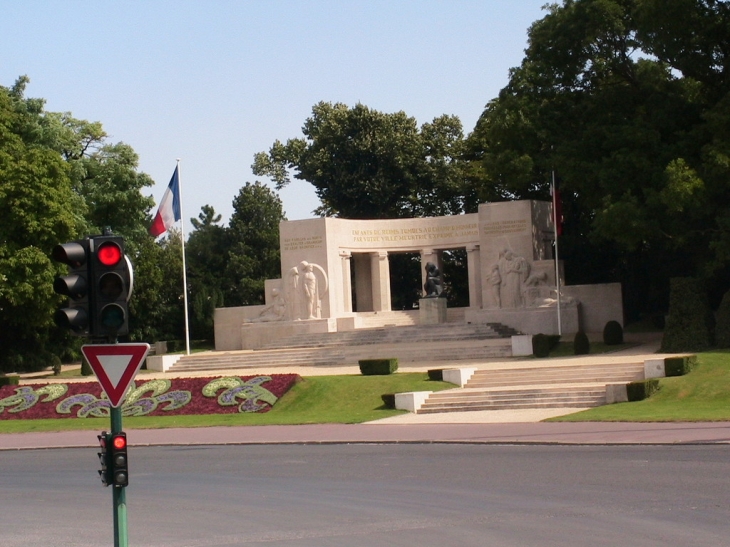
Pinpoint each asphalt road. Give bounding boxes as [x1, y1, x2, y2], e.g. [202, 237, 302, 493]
[2, 443, 729, 547]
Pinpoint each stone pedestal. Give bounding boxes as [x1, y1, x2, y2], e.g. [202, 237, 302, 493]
[419, 298, 447, 325]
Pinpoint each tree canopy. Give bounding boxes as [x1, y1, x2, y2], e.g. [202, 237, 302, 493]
[253, 102, 466, 219]
[465, 0, 730, 315]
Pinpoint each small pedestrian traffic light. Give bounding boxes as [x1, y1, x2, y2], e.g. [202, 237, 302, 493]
[90, 235, 131, 337]
[52, 239, 92, 335]
[110, 432, 129, 487]
[97, 431, 111, 487]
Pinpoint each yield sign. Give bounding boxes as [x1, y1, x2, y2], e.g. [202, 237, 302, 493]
[81, 343, 150, 407]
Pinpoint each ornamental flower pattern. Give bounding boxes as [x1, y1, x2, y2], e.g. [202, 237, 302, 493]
[0, 375, 299, 420]
[202, 376, 278, 413]
[0, 384, 68, 414]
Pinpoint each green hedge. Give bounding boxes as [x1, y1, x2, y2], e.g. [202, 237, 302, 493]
[532, 334, 551, 358]
[573, 331, 590, 355]
[661, 277, 714, 352]
[359, 358, 398, 375]
[716, 290, 730, 349]
[626, 379, 660, 401]
[381, 393, 396, 409]
[603, 321, 624, 345]
[427, 369, 443, 381]
[665, 355, 697, 377]
[0, 375, 20, 387]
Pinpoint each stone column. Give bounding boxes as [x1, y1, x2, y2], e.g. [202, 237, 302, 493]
[340, 251, 352, 313]
[466, 244, 482, 308]
[370, 251, 391, 312]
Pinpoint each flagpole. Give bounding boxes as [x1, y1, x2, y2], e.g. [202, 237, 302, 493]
[176, 159, 192, 356]
[551, 169, 562, 336]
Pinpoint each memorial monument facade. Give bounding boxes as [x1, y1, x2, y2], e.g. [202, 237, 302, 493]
[214, 200, 622, 350]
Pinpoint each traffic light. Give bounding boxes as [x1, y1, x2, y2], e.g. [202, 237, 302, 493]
[52, 239, 92, 335]
[110, 432, 129, 487]
[90, 235, 131, 337]
[97, 431, 111, 487]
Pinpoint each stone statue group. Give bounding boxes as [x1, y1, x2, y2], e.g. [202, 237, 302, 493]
[250, 261, 329, 323]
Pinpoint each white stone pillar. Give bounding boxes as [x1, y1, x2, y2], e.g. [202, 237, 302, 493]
[340, 251, 352, 313]
[370, 251, 391, 312]
[466, 244, 482, 308]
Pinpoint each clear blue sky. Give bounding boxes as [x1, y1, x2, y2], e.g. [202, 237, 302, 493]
[1, 0, 547, 234]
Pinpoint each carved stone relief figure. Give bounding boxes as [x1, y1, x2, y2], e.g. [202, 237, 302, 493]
[487, 249, 531, 309]
[488, 264, 501, 308]
[285, 266, 301, 320]
[284, 261, 329, 320]
[247, 288, 287, 322]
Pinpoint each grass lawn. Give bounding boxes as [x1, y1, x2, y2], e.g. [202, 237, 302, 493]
[549, 350, 730, 422]
[0, 372, 454, 433]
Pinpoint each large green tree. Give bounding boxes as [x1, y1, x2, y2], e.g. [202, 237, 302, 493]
[0, 79, 81, 370]
[224, 182, 285, 306]
[465, 0, 730, 317]
[253, 102, 466, 219]
[186, 205, 227, 340]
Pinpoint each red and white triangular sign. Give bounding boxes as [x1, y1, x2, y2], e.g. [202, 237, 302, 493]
[81, 343, 150, 407]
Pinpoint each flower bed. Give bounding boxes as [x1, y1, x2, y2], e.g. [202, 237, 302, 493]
[0, 375, 300, 420]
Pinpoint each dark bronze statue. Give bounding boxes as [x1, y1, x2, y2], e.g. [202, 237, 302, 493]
[423, 261, 445, 298]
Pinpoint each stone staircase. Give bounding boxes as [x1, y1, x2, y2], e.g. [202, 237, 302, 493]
[417, 361, 645, 414]
[169, 322, 520, 373]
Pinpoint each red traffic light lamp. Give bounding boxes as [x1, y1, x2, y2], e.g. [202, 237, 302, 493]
[110, 432, 129, 487]
[90, 236, 131, 338]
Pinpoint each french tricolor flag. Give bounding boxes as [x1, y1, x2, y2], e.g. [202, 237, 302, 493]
[149, 165, 182, 237]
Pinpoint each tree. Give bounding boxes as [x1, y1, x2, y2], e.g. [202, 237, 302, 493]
[186, 205, 228, 340]
[253, 102, 466, 219]
[224, 182, 285, 306]
[465, 0, 730, 318]
[0, 79, 81, 371]
[0, 76, 159, 367]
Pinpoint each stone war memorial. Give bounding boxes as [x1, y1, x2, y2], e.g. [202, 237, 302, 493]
[214, 200, 622, 351]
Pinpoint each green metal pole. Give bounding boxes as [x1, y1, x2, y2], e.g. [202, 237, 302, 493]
[111, 406, 128, 547]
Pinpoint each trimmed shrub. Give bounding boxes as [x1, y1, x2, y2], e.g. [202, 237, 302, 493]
[603, 320, 624, 345]
[573, 331, 590, 355]
[0, 375, 20, 387]
[660, 277, 714, 352]
[626, 379, 661, 402]
[547, 335, 561, 351]
[665, 355, 697, 377]
[532, 334, 551, 358]
[427, 369, 443, 381]
[81, 357, 93, 376]
[716, 290, 730, 349]
[381, 393, 396, 409]
[359, 358, 398, 376]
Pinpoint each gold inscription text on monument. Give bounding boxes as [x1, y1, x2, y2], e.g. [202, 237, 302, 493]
[283, 235, 324, 252]
[351, 223, 479, 244]
[481, 219, 528, 236]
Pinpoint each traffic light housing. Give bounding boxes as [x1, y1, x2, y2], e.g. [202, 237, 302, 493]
[97, 431, 111, 486]
[52, 239, 92, 335]
[90, 235, 131, 337]
[110, 432, 129, 487]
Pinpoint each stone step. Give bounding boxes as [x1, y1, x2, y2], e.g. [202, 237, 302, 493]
[418, 399, 605, 413]
[169, 338, 513, 372]
[465, 364, 644, 389]
[261, 322, 518, 351]
[432, 384, 608, 398]
[418, 384, 607, 413]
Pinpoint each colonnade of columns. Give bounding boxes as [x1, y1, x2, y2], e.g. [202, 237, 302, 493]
[339, 245, 482, 314]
